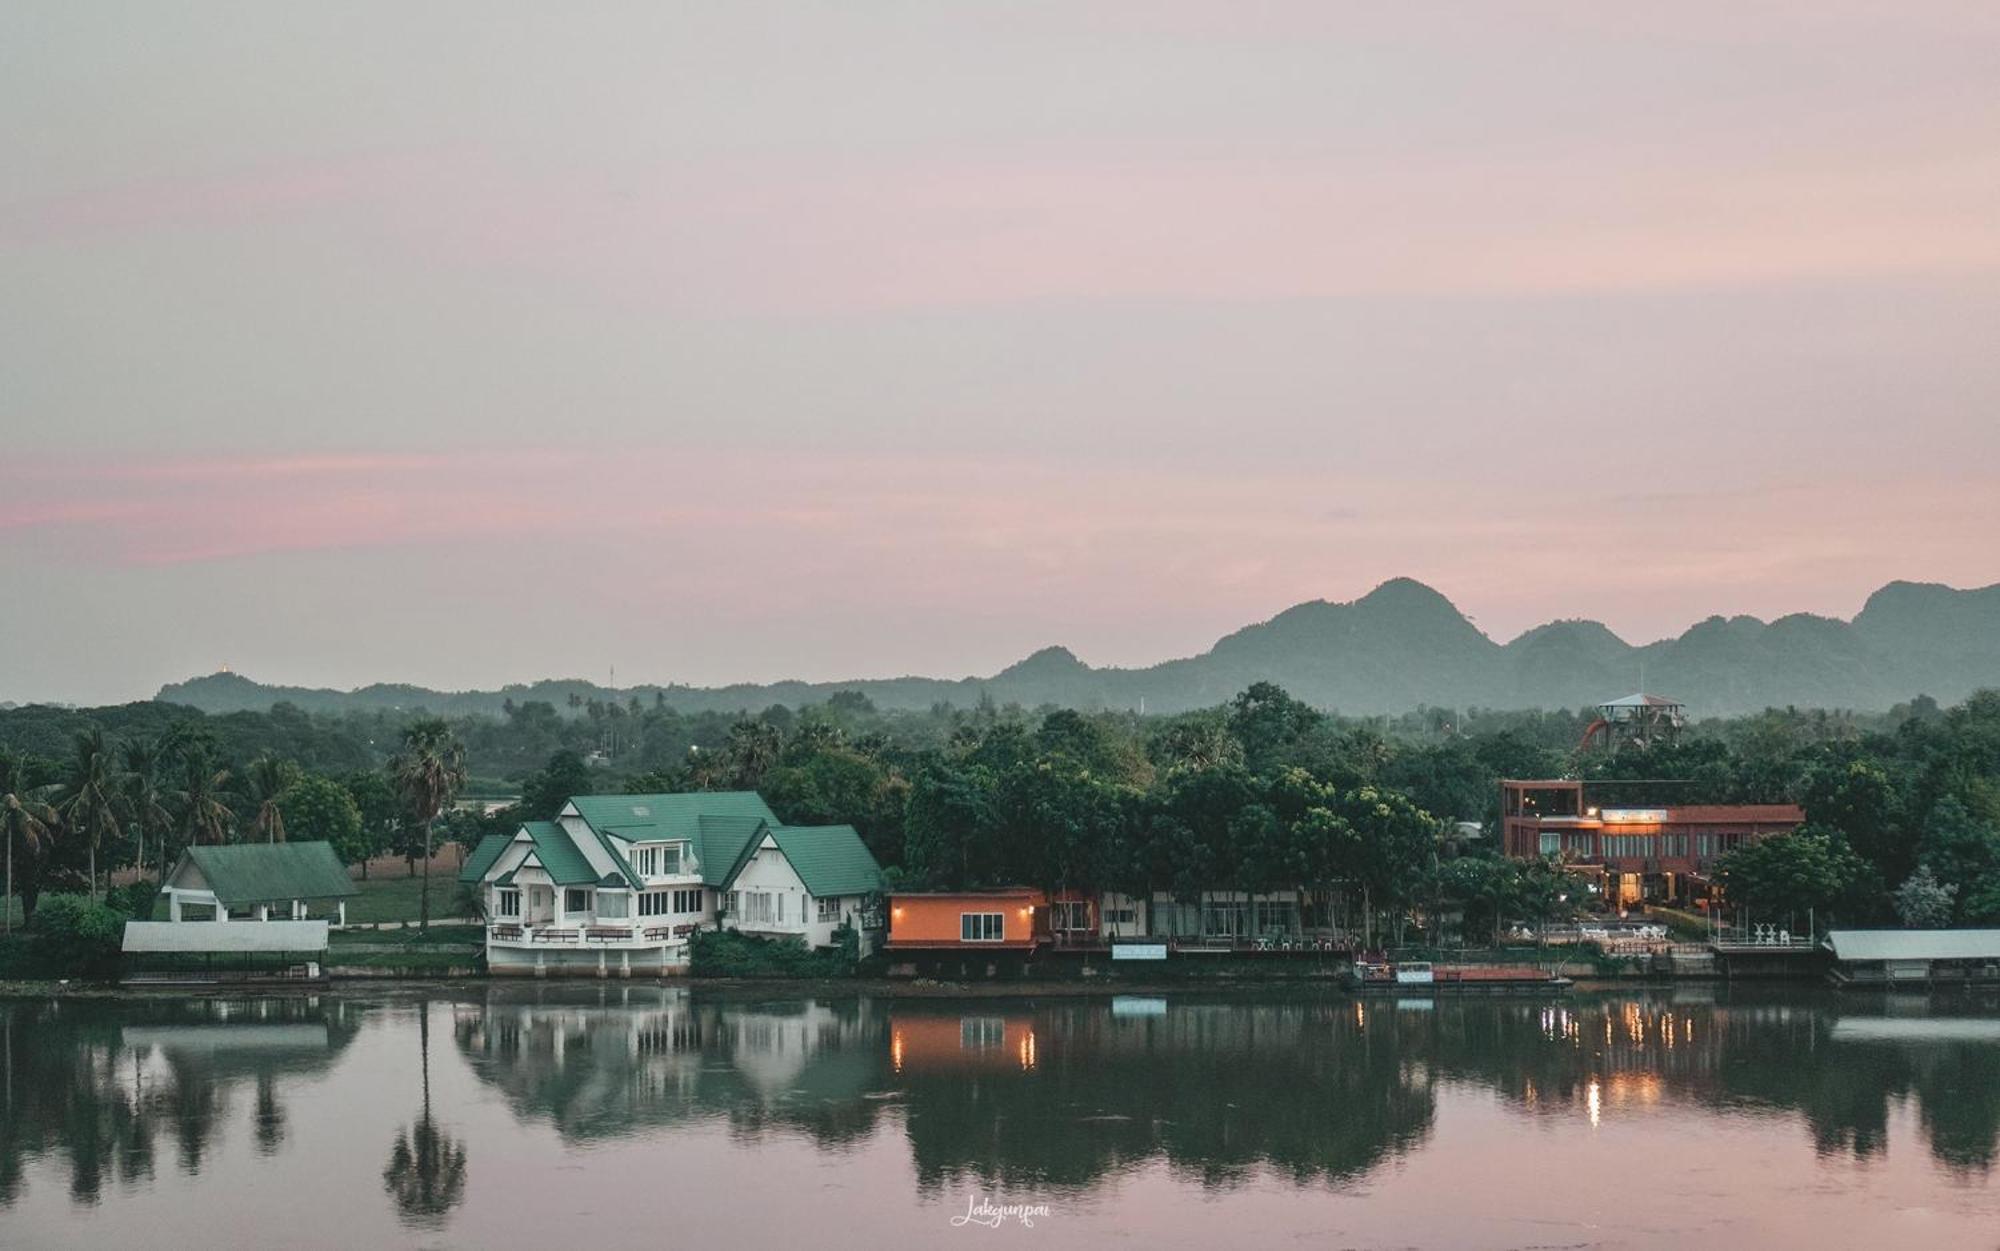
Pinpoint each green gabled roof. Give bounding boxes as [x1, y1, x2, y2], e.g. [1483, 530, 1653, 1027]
[458, 833, 513, 884]
[720, 824, 884, 900]
[493, 866, 518, 887]
[568, 792, 778, 843]
[178, 842, 358, 907]
[565, 792, 781, 886]
[520, 821, 601, 887]
[698, 814, 772, 888]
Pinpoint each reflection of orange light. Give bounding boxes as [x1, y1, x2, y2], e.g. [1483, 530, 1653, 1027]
[1020, 1029, 1037, 1070]
[1019, 908, 1031, 917]
[891, 1030, 905, 1073]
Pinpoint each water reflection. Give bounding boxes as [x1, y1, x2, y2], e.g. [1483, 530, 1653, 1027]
[4, 987, 2000, 1232]
[384, 1000, 468, 1229]
[0, 996, 360, 1207]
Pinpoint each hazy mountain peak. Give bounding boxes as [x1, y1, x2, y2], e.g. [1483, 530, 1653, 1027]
[155, 578, 2000, 719]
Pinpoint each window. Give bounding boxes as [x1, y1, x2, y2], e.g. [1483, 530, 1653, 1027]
[961, 912, 1004, 942]
[725, 891, 740, 915]
[1106, 908, 1137, 925]
[564, 888, 591, 915]
[961, 1017, 1005, 1049]
[495, 889, 520, 918]
[1538, 832, 1561, 856]
[597, 892, 630, 920]
[639, 890, 670, 917]
[673, 888, 704, 914]
[628, 844, 684, 878]
[818, 896, 842, 923]
[741, 892, 776, 924]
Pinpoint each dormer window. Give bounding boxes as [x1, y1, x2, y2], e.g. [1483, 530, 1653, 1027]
[628, 844, 684, 878]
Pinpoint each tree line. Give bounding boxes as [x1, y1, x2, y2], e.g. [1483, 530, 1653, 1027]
[6, 682, 1999, 942]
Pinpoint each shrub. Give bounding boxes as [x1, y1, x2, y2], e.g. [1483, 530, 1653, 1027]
[28, 892, 133, 977]
[689, 929, 854, 979]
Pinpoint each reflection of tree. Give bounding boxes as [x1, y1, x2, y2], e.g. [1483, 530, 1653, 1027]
[383, 1001, 467, 1229]
[0, 998, 358, 1209]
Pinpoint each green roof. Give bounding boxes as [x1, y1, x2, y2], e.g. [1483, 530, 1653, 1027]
[521, 821, 602, 887]
[458, 833, 513, 884]
[696, 815, 771, 888]
[565, 793, 781, 887]
[177, 842, 358, 907]
[720, 824, 884, 899]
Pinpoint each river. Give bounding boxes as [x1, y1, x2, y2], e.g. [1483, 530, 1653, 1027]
[3, 985, 1998, 1249]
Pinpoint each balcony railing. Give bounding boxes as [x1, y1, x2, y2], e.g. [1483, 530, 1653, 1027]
[488, 923, 699, 946]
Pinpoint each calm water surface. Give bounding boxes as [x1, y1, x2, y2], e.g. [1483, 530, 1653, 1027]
[4, 985, 2000, 1250]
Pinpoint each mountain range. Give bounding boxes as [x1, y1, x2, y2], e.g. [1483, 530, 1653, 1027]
[154, 577, 2000, 720]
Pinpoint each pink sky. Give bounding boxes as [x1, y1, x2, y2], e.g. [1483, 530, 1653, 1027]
[3, 4, 1998, 703]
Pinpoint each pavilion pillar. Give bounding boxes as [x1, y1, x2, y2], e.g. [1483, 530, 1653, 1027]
[337, 901, 347, 929]
[168, 890, 183, 922]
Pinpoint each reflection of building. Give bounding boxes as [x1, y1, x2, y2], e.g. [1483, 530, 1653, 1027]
[889, 1011, 1038, 1075]
[1500, 779, 1802, 906]
[460, 792, 884, 976]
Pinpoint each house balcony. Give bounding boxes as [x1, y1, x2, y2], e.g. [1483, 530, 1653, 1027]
[486, 921, 703, 948]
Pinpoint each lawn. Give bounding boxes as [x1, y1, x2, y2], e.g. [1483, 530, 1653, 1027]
[338, 871, 480, 926]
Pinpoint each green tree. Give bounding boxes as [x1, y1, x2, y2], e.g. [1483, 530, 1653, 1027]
[2, 756, 58, 930]
[1716, 826, 1873, 930]
[243, 753, 300, 844]
[172, 747, 235, 851]
[1892, 865, 1957, 929]
[342, 769, 399, 879]
[519, 749, 592, 820]
[58, 730, 124, 902]
[120, 735, 177, 880]
[390, 718, 467, 932]
[279, 775, 365, 862]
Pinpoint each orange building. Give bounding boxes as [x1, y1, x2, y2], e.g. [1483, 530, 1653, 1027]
[1501, 779, 1803, 907]
[885, 888, 1049, 951]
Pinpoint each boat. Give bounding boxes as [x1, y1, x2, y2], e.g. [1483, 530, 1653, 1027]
[1348, 960, 1570, 993]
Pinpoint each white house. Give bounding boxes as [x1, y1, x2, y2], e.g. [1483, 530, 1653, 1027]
[460, 791, 884, 977]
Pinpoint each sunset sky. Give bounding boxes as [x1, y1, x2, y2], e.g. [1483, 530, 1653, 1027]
[5, 3, 1999, 705]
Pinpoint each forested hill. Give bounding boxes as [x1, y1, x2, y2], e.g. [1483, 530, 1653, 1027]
[155, 577, 2000, 719]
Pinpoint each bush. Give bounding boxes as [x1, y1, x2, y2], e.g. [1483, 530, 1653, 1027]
[28, 892, 133, 977]
[112, 879, 161, 920]
[689, 929, 855, 979]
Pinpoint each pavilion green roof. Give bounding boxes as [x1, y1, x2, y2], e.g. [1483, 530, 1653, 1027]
[176, 842, 358, 907]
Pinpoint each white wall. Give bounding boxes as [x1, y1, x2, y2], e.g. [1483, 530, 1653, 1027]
[724, 839, 857, 950]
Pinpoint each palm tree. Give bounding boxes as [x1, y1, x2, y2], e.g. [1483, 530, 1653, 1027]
[172, 748, 235, 852]
[2, 757, 58, 933]
[382, 1000, 467, 1227]
[121, 736, 176, 880]
[243, 753, 298, 844]
[390, 718, 466, 932]
[59, 730, 125, 902]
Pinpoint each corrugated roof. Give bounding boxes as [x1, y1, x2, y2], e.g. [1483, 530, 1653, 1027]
[1826, 930, 2000, 962]
[124, 920, 330, 953]
[764, 825, 884, 899]
[697, 814, 771, 887]
[567, 792, 781, 889]
[521, 820, 601, 887]
[567, 792, 778, 843]
[177, 843, 358, 906]
[458, 833, 513, 884]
